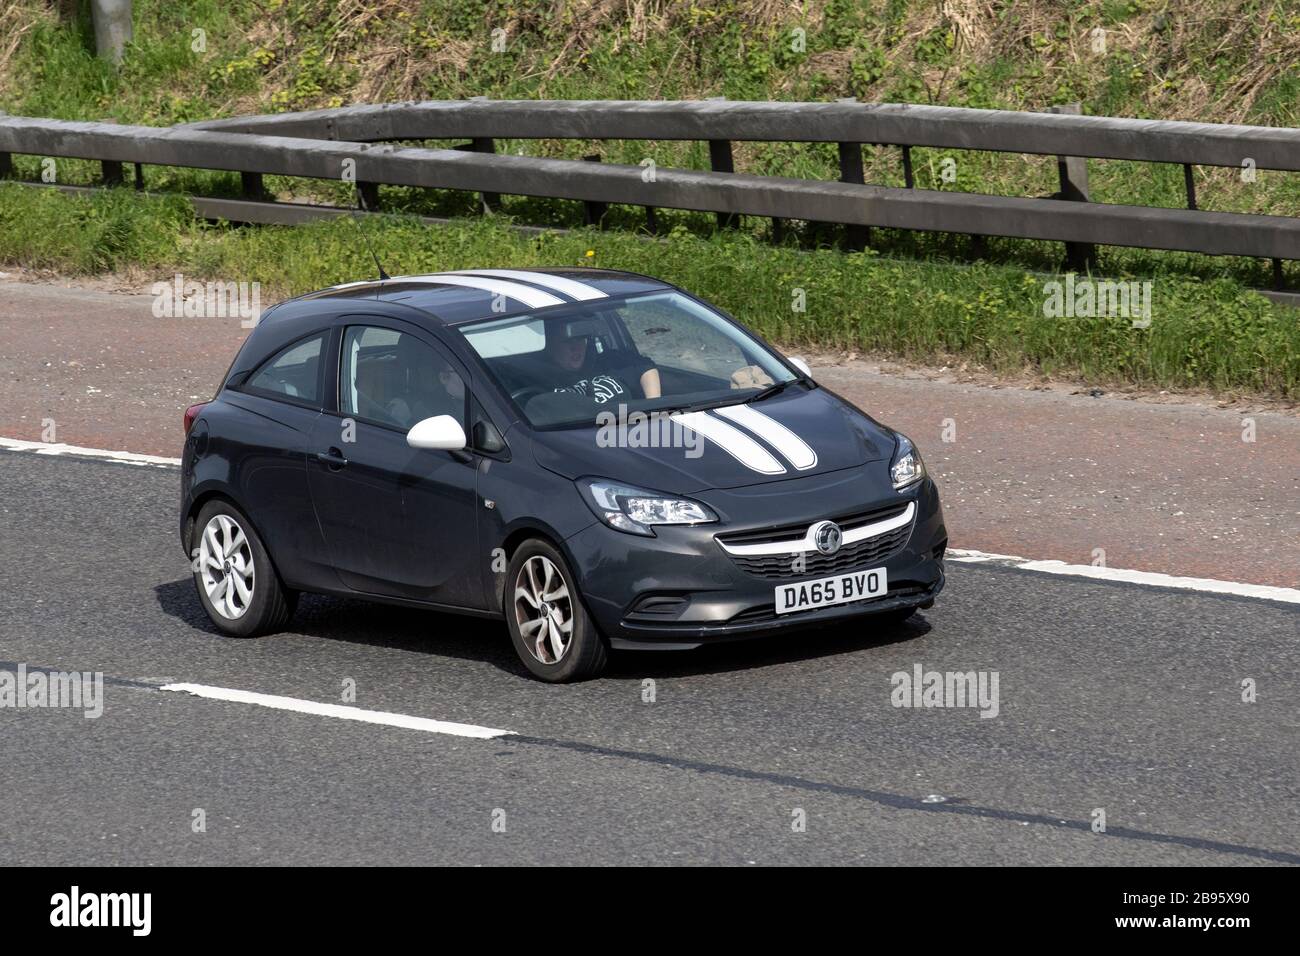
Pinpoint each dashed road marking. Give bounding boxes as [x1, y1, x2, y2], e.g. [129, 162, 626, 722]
[159, 683, 514, 739]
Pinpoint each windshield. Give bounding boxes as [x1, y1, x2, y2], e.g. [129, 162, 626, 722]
[457, 291, 799, 428]
[457, 290, 800, 429]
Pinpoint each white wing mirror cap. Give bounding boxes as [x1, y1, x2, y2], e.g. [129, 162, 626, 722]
[406, 415, 467, 451]
[788, 356, 813, 379]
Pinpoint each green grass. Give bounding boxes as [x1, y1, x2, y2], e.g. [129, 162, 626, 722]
[2, 181, 1295, 397]
[3, 1, 1300, 398]
[5, 1, 1300, 224]
[4, 1, 1299, 281]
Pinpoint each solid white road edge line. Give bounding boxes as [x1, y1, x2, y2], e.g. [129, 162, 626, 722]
[159, 683, 514, 739]
[3, 435, 1295, 606]
[948, 548, 1300, 605]
[0, 436, 181, 467]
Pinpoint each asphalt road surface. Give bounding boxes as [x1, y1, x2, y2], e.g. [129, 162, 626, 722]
[1, 450, 1296, 865]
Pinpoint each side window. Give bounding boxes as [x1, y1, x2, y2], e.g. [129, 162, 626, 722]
[245, 333, 326, 404]
[340, 326, 465, 431]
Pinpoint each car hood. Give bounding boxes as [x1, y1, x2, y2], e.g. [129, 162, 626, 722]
[528, 386, 895, 493]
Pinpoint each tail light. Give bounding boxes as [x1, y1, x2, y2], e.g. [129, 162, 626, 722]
[183, 402, 210, 434]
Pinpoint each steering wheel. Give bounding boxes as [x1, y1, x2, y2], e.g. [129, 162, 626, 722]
[510, 386, 546, 406]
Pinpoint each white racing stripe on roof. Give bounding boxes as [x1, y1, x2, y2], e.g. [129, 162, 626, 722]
[324, 279, 376, 291]
[393, 274, 564, 309]
[714, 404, 818, 470]
[449, 269, 608, 301]
[671, 411, 787, 475]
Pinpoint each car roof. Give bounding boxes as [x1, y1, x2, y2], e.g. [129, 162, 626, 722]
[288, 268, 674, 325]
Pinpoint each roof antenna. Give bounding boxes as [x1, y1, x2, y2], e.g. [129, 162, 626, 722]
[351, 187, 391, 281]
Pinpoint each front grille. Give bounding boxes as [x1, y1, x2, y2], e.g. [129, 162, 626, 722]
[726, 521, 912, 579]
[716, 502, 909, 548]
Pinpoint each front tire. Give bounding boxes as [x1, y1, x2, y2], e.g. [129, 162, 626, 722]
[192, 500, 296, 637]
[505, 539, 607, 682]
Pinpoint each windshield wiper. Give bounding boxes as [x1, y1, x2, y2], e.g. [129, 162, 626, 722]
[745, 379, 796, 404]
[663, 380, 800, 416]
[662, 396, 741, 416]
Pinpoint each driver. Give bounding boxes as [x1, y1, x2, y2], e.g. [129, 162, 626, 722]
[543, 318, 661, 403]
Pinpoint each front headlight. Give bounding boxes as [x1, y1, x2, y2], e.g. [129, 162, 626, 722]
[578, 478, 718, 536]
[890, 434, 926, 490]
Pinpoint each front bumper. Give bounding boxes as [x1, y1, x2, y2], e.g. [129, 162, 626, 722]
[564, 473, 947, 650]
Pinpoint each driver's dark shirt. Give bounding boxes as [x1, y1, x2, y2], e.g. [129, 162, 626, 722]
[552, 352, 654, 405]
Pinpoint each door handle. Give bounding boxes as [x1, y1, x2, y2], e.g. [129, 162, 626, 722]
[317, 448, 349, 469]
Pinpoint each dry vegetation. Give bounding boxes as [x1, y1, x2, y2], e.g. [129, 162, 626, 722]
[3, 1, 1299, 122]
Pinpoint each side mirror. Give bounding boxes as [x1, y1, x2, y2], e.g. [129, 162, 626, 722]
[406, 415, 467, 451]
[788, 356, 813, 379]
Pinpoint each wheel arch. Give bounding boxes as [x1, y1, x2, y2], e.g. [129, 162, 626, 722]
[185, 488, 303, 602]
[492, 521, 583, 612]
[184, 487, 266, 559]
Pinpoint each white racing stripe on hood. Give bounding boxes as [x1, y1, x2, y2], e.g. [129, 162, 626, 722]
[714, 404, 818, 470]
[393, 274, 564, 309]
[449, 269, 608, 301]
[671, 411, 787, 475]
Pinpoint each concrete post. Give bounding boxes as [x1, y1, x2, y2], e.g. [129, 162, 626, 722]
[91, 0, 133, 66]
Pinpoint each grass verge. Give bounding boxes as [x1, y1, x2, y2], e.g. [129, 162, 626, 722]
[1, 181, 1296, 398]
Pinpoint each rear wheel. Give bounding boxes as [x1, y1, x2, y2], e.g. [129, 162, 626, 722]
[505, 539, 607, 682]
[192, 500, 296, 637]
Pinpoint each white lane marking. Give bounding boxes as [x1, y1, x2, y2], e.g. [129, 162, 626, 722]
[671, 411, 786, 475]
[947, 548, 1028, 564]
[392, 274, 564, 309]
[948, 548, 1300, 605]
[449, 269, 607, 301]
[0, 436, 181, 468]
[160, 683, 513, 739]
[714, 404, 817, 470]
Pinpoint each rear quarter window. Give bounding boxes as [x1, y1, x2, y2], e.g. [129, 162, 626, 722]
[243, 332, 327, 405]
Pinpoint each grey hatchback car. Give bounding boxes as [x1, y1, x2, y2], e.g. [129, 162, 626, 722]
[180, 268, 946, 681]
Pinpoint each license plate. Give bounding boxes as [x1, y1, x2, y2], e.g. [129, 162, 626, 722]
[774, 567, 888, 615]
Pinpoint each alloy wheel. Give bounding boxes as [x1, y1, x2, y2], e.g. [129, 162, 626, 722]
[198, 513, 256, 620]
[513, 555, 574, 664]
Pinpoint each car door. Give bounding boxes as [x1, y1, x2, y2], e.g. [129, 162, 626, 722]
[221, 329, 332, 588]
[306, 318, 484, 608]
